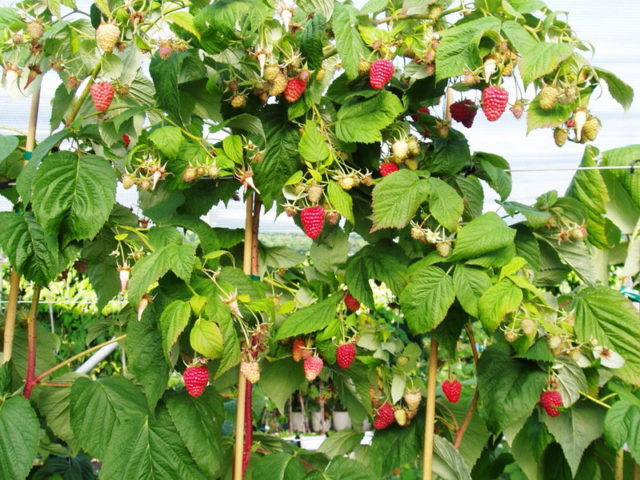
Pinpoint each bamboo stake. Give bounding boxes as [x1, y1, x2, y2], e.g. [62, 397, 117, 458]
[615, 448, 624, 480]
[3, 84, 41, 364]
[422, 338, 439, 480]
[23, 285, 42, 399]
[233, 192, 254, 480]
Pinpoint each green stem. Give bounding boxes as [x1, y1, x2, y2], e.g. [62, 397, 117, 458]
[117, 225, 155, 252]
[579, 391, 611, 409]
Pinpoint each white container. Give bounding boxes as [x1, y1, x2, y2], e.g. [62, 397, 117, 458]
[331, 410, 352, 431]
[289, 412, 306, 432]
[311, 411, 331, 433]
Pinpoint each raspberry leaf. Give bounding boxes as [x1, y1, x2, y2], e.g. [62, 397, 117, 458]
[275, 293, 342, 339]
[260, 358, 306, 413]
[594, 67, 634, 111]
[399, 265, 455, 334]
[327, 180, 354, 223]
[453, 265, 492, 317]
[190, 319, 223, 359]
[449, 212, 516, 261]
[32, 151, 117, 242]
[604, 401, 640, 464]
[428, 177, 464, 231]
[518, 42, 574, 86]
[159, 300, 191, 360]
[299, 119, 329, 163]
[149, 126, 184, 158]
[336, 91, 404, 144]
[478, 279, 523, 332]
[332, 3, 370, 80]
[371, 170, 430, 231]
[0, 396, 40, 480]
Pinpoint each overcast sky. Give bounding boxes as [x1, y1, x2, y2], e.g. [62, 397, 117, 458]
[0, 0, 638, 232]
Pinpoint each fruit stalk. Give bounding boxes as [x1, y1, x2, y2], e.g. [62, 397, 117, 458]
[422, 338, 439, 480]
[233, 192, 254, 480]
[23, 285, 42, 399]
[454, 324, 480, 448]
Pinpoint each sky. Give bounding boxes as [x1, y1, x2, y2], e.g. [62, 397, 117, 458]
[0, 0, 638, 232]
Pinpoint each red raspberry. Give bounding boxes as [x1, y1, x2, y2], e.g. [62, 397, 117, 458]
[343, 293, 360, 312]
[369, 59, 394, 90]
[90, 81, 115, 112]
[300, 206, 325, 239]
[539, 390, 563, 417]
[292, 339, 306, 362]
[411, 106, 430, 121]
[442, 379, 461, 403]
[373, 402, 395, 429]
[449, 100, 477, 128]
[379, 162, 399, 177]
[122, 133, 130, 147]
[284, 77, 307, 102]
[183, 365, 209, 397]
[303, 355, 324, 381]
[481, 86, 509, 121]
[336, 342, 356, 369]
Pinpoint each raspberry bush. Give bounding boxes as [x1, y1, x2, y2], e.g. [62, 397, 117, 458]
[0, 0, 638, 478]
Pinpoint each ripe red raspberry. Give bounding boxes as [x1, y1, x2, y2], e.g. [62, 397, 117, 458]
[183, 365, 209, 397]
[379, 162, 399, 177]
[122, 133, 130, 148]
[300, 206, 325, 239]
[336, 342, 356, 369]
[292, 339, 306, 362]
[284, 77, 307, 102]
[373, 402, 395, 429]
[540, 390, 563, 417]
[411, 106, 430, 121]
[481, 86, 509, 121]
[449, 100, 478, 128]
[303, 355, 324, 381]
[369, 59, 394, 90]
[90, 81, 115, 112]
[343, 293, 360, 312]
[442, 379, 461, 403]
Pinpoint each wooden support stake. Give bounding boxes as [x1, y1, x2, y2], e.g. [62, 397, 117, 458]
[422, 338, 439, 480]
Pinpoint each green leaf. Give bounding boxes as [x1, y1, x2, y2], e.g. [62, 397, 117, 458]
[327, 181, 354, 224]
[128, 242, 197, 305]
[260, 358, 306, 413]
[275, 294, 342, 339]
[70, 376, 148, 458]
[429, 177, 464, 231]
[478, 279, 523, 332]
[149, 52, 198, 122]
[38, 373, 82, 451]
[253, 106, 300, 208]
[399, 265, 455, 334]
[542, 401, 605, 476]
[127, 302, 170, 410]
[100, 405, 208, 480]
[324, 457, 377, 480]
[336, 91, 404, 144]
[595, 67, 634, 111]
[252, 453, 306, 480]
[573, 286, 640, 386]
[299, 119, 329, 163]
[602, 145, 640, 209]
[0, 135, 18, 162]
[370, 421, 420, 476]
[345, 242, 408, 307]
[318, 431, 365, 457]
[456, 175, 484, 219]
[32, 152, 117, 241]
[477, 343, 547, 431]
[0, 211, 60, 286]
[300, 14, 326, 70]
[0, 395, 39, 480]
[215, 310, 241, 378]
[432, 436, 472, 480]
[436, 16, 501, 81]
[476, 152, 512, 201]
[604, 401, 640, 463]
[309, 228, 349, 274]
[501, 19, 537, 53]
[444, 390, 491, 470]
[518, 42, 574, 86]
[566, 145, 619, 249]
[371, 170, 430, 231]
[165, 389, 224, 476]
[149, 126, 183, 158]
[450, 212, 516, 261]
[453, 265, 491, 317]
[160, 300, 191, 359]
[168, 11, 200, 39]
[429, 136, 471, 176]
[190, 319, 223, 359]
[332, 4, 370, 80]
